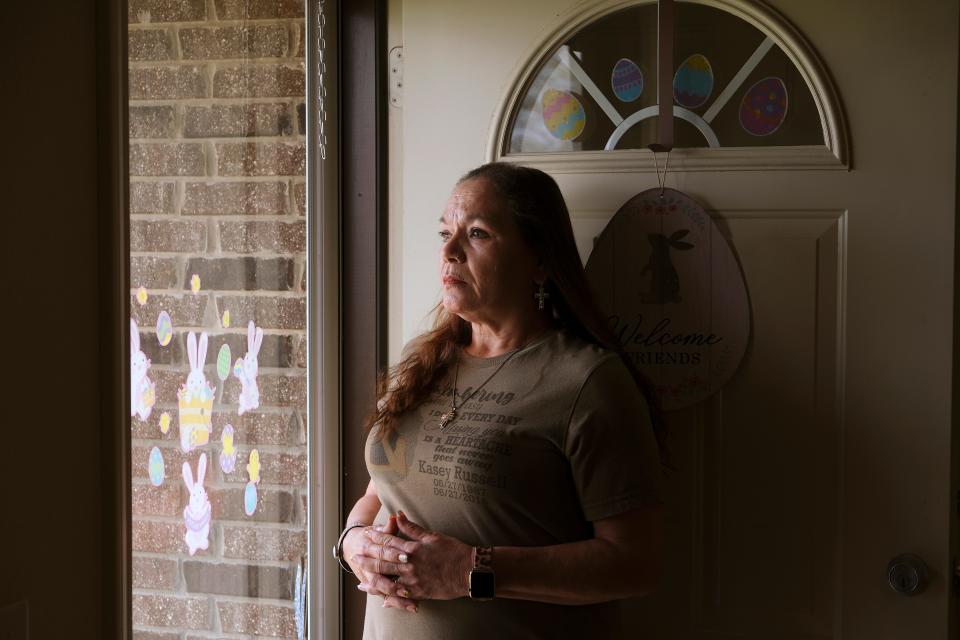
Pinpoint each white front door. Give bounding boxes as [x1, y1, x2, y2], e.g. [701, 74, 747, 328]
[391, 1, 958, 637]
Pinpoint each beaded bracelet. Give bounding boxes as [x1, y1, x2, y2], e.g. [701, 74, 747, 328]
[332, 521, 370, 574]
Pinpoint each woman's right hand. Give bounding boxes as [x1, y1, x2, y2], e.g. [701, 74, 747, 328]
[345, 515, 419, 613]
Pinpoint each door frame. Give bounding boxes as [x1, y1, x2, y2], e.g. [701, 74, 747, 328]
[97, 0, 131, 636]
[337, 0, 390, 636]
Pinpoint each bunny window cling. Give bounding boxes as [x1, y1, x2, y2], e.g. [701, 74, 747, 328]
[182, 452, 211, 555]
[235, 321, 263, 415]
[130, 319, 156, 421]
[178, 331, 215, 453]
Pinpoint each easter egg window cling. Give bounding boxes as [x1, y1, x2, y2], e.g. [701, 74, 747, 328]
[740, 77, 788, 136]
[611, 58, 644, 103]
[222, 309, 231, 328]
[136, 286, 148, 306]
[541, 89, 586, 141]
[235, 321, 264, 415]
[673, 54, 714, 110]
[182, 452, 211, 555]
[130, 319, 156, 421]
[155, 311, 173, 347]
[247, 448, 262, 483]
[244, 480, 258, 517]
[244, 449, 261, 516]
[148, 446, 165, 486]
[216, 343, 232, 381]
[178, 331, 214, 453]
[220, 424, 237, 474]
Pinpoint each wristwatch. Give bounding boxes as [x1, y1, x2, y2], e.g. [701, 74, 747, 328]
[467, 546, 495, 601]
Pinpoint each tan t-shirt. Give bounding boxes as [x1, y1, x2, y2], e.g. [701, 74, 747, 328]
[363, 329, 662, 640]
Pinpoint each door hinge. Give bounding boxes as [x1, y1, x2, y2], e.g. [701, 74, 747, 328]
[389, 46, 403, 108]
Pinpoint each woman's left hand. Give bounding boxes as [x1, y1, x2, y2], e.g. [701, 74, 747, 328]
[353, 511, 474, 603]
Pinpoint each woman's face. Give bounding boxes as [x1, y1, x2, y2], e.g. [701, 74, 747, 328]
[438, 178, 542, 324]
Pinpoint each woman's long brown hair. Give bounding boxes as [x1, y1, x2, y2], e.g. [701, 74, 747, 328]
[365, 162, 669, 464]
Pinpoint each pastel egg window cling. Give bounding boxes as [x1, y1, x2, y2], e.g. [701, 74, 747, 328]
[247, 448, 262, 483]
[216, 343, 232, 381]
[155, 311, 173, 347]
[178, 331, 214, 453]
[541, 89, 586, 141]
[130, 319, 156, 421]
[148, 446, 165, 486]
[245, 449, 261, 516]
[739, 76, 788, 136]
[244, 480, 258, 517]
[673, 54, 714, 109]
[220, 424, 237, 474]
[611, 58, 644, 102]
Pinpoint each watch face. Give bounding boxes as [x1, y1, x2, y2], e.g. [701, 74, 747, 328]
[470, 569, 495, 599]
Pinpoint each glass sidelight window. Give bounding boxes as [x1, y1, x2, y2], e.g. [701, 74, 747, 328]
[128, 2, 311, 637]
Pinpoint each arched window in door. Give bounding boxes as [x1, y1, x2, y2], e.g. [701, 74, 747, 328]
[491, 0, 848, 169]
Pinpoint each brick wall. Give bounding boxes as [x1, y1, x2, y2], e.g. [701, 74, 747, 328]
[129, 2, 307, 638]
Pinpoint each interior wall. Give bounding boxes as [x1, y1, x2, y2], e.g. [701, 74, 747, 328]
[0, 0, 104, 638]
[388, 0, 582, 358]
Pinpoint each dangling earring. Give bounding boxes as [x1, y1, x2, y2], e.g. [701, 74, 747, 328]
[534, 281, 549, 311]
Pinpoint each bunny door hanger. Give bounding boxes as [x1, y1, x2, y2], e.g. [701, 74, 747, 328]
[584, 187, 750, 411]
[583, 4, 749, 410]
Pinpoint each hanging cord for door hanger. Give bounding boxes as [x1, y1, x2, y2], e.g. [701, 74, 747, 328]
[648, 143, 672, 198]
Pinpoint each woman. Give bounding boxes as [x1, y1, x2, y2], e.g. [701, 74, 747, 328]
[335, 162, 665, 639]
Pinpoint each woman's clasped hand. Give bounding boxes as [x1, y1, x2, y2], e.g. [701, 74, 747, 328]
[349, 511, 474, 612]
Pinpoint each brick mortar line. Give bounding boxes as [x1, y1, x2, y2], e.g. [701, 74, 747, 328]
[132, 551, 299, 567]
[146, 364, 307, 371]
[129, 214, 305, 220]
[134, 514, 305, 527]
[132, 591, 297, 606]
[131, 330, 305, 336]
[127, 59, 304, 71]
[131, 251, 308, 257]
[131, 246, 306, 252]
[130, 175, 304, 179]
[131, 630, 266, 640]
[136, 406, 307, 415]
[135, 522, 308, 535]
[130, 136, 306, 142]
[129, 18, 305, 29]
[130, 98, 305, 106]
[129, 55, 305, 66]
[131, 443, 308, 454]
[129, 176, 305, 182]
[129, 328, 308, 336]
[129, 287, 307, 295]
[133, 585, 299, 602]
[132, 553, 298, 570]
[132, 482, 308, 492]
[128, 213, 305, 219]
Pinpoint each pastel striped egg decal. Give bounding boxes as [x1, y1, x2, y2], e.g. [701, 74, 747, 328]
[541, 89, 586, 141]
[673, 54, 714, 109]
[611, 58, 644, 102]
[739, 77, 788, 136]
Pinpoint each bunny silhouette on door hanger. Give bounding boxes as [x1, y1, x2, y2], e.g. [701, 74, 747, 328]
[641, 229, 694, 304]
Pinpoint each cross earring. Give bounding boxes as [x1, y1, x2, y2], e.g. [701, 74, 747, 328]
[534, 282, 549, 311]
